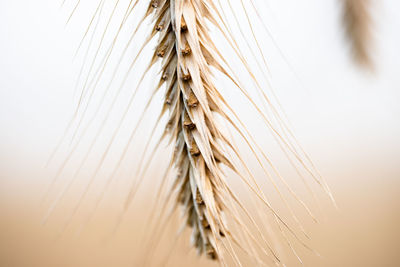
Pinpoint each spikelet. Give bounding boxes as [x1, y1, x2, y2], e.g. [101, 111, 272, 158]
[342, 0, 373, 68]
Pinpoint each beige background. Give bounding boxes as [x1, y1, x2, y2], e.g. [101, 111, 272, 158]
[0, 0, 399, 266]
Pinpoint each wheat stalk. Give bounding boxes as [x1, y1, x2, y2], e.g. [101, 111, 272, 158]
[342, 0, 373, 68]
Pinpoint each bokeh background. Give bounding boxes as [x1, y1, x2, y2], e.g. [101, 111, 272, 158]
[0, 0, 399, 266]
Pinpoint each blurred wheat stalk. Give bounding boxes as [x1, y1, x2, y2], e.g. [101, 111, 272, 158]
[342, 0, 373, 68]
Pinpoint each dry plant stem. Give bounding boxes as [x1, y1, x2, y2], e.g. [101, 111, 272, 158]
[342, 0, 372, 67]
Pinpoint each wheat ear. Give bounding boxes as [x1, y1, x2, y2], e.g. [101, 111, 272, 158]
[342, 0, 373, 67]
[148, 0, 242, 259]
[46, 0, 336, 264]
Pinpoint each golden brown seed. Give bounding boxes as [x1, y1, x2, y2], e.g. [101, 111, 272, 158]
[182, 44, 191, 56]
[156, 24, 164, 31]
[181, 17, 187, 31]
[206, 244, 217, 260]
[151, 0, 158, 8]
[182, 73, 191, 81]
[184, 112, 196, 130]
[196, 190, 203, 204]
[157, 49, 165, 58]
[184, 121, 196, 130]
[187, 92, 198, 107]
[201, 218, 210, 228]
[190, 140, 200, 156]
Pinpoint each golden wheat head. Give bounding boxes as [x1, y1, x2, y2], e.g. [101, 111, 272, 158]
[44, 0, 337, 265]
